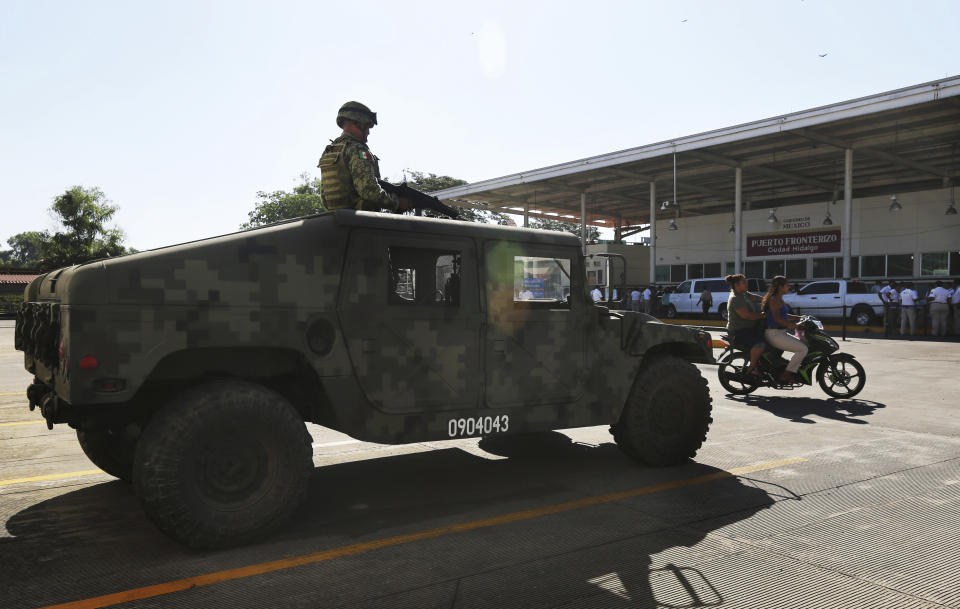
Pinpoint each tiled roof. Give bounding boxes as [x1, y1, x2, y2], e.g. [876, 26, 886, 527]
[0, 274, 39, 285]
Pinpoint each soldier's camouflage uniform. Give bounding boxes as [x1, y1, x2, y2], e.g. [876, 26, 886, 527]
[318, 132, 400, 212]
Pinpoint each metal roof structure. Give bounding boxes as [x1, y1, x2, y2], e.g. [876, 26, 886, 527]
[432, 76, 960, 231]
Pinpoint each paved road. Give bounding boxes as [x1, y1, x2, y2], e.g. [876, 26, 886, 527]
[2, 322, 960, 608]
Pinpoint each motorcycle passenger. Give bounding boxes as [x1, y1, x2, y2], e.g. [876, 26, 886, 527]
[762, 275, 808, 384]
[724, 274, 766, 377]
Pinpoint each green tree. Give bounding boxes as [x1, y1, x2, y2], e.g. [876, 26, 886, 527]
[242, 173, 325, 229]
[530, 216, 600, 243]
[400, 170, 512, 225]
[4, 231, 50, 267]
[43, 186, 129, 269]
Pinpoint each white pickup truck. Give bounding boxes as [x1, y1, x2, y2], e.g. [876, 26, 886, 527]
[784, 280, 884, 326]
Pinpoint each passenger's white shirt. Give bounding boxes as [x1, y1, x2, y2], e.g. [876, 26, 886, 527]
[929, 286, 950, 304]
[590, 288, 603, 302]
[879, 285, 894, 301]
[951, 288, 960, 304]
[900, 288, 918, 306]
[642, 288, 652, 300]
[887, 289, 900, 303]
[518, 290, 534, 300]
[630, 290, 641, 301]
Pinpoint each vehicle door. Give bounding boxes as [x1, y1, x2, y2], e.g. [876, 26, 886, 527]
[672, 280, 693, 314]
[483, 241, 584, 407]
[339, 229, 481, 413]
[704, 279, 730, 313]
[792, 281, 840, 317]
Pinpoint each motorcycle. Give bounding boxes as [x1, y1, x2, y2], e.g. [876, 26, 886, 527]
[716, 316, 866, 398]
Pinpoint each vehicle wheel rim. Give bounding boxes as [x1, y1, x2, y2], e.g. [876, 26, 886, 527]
[855, 312, 870, 325]
[719, 353, 756, 393]
[824, 360, 863, 396]
[195, 432, 271, 506]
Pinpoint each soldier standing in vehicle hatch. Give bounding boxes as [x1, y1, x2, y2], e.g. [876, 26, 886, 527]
[318, 101, 411, 213]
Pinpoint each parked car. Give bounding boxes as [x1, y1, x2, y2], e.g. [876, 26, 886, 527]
[666, 277, 766, 320]
[783, 280, 883, 326]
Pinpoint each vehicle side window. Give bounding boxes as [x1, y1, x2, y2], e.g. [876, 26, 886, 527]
[706, 280, 728, 292]
[677, 281, 692, 294]
[388, 247, 461, 306]
[513, 256, 571, 308]
[799, 282, 839, 295]
[846, 282, 869, 294]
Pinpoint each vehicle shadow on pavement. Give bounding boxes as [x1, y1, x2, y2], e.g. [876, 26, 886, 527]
[729, 395, 886, 424]
[2, 432, 782, 609]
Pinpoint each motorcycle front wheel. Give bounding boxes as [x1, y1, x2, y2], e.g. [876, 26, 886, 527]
[717, 350, 759, 395]
[816, 355, 866, 399]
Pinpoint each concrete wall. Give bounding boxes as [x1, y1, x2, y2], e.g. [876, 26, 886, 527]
[651, 186, 959, 281]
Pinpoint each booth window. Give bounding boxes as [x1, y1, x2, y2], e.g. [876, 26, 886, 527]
[388, 247, 461, 306]
[744, 261, 763, 279]
[887, 254, 914, 277]
[921, 252, 949, 276]
[514, 256, 571, 307]
[859, 255, 885, 277]
[786, 259, 806, 279]
[812, 258, 834, 278]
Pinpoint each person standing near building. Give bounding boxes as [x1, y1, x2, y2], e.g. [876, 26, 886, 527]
[899, 283, 919, 336]
[928, 280, 951, 337]
[590, 286, 603, 302]
[696, 286, 713, 317]
[318, 101, 411, 213]
[643, 285, 652, 314]
[629, 287, 642, 312]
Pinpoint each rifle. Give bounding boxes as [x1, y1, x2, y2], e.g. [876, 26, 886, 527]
[377, 179, 460, 219]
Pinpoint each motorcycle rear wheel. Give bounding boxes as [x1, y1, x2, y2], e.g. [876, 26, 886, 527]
[717, 351, 760, 395]
[817, 355, 866, 399]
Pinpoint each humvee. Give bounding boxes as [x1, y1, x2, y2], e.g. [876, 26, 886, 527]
[15, 210, 715, 548]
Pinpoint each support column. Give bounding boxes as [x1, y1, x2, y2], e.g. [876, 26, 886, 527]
[580, 191, 587, 253]
[843, 148, 853, 278]
[523, 202, 529, 228]
[648, 182, 656, 284]
[734, 167, 743, 274]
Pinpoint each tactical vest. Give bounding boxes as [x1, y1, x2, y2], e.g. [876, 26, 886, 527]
[318, 137, 360, 209]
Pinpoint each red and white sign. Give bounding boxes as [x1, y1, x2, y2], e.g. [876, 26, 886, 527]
[746, 227, 841, 257]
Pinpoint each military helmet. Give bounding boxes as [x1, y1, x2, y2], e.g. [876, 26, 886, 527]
[336, 101, 378, 128]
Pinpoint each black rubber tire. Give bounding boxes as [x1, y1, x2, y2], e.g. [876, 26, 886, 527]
[614, 355, 713, 466]
[851, 305, 874, 327]
[717, 351, 760, 395]
[816, 355, 866, 399]
[665, 304, 678, 319]
[76, 427, 137, 482]
[133, 380, 313, 549]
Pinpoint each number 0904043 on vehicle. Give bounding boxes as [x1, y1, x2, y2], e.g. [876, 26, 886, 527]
[15, 210, 715, 549]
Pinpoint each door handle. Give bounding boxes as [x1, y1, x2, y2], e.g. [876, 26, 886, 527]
[810, 297, 817, 300]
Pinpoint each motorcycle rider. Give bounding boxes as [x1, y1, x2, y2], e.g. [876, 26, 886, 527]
[762, 275, 808, 384]
[724, 274, 766, 377]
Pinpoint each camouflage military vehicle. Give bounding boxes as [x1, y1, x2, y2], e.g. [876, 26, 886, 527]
[15, 210, 715, 548]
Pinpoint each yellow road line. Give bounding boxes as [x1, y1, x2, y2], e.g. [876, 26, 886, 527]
[0, 420, 42, 427]
[38, 456, 806, 609]
[0, 391, 26, 396]
[0, 469, 103, 487]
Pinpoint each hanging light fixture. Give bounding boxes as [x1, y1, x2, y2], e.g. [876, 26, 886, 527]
[946, 187, 958, 215]
[668, 218, 679, 230]
[767, 209, 779, 223]
[823, 197, 834, 225]
[888, 194, 902, 212]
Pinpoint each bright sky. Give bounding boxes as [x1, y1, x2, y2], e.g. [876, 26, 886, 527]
[2, 0, 958, 251]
